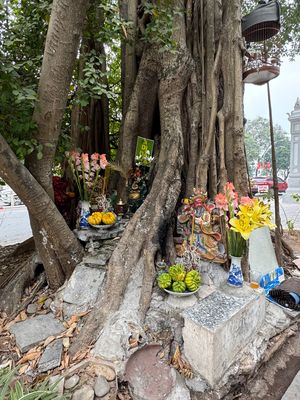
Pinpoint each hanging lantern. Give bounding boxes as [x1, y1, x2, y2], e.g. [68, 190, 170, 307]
[242, 1, 280, 43]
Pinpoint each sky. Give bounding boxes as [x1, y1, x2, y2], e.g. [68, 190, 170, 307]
[244, 56, 300, 133]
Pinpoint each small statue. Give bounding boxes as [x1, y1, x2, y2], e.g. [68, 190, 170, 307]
[177, 189, 226, 263]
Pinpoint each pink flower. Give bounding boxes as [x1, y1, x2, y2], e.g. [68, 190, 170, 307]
[69, 151, 80, 162]
[91, 153, 100, 161]
[240, 196, 254, 206]
[224, 182, 235, 192]
[100, 154, 108, 169]
[215, 193, 228, 211]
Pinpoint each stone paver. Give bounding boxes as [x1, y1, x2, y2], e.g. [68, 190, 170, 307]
[281, 370, 300, 400]
[38, 339, 63, 373]
[9, 314, 64, 353]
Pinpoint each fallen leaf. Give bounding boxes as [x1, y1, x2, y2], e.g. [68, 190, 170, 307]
[128, 338, 139, 349]
[62, 337, 70, 349]
[20, 311, 27, 321]
[37, 295, 47, 305]
[65, 322, 77, 337]
[63, 321, 69, 329]
[3, 320, 15, 331]
[19, 364, 29, 374]
[19, 351, 40, 364]
[75, 310, 90, 318]
[64, 353, 70, 368]
[72, 349, 90, 362]
[66, 315, 79, 326]
[44, 336, 56, 347]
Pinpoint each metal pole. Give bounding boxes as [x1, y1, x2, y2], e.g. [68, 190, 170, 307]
[267, 82, 282, 265]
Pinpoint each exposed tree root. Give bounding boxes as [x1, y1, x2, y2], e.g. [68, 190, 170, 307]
[70, 44, 193, 358]
[0, 252, 38, 315]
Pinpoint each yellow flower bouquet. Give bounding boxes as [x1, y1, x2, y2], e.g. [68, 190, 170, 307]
[215, 182, 275, 257]
[215, 183, 275, 287]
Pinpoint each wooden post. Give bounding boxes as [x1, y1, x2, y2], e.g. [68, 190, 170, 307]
[267, 82, 282, 265]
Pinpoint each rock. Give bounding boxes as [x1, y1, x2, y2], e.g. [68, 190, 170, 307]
[182, 285, 265, 387]
[185, 375, 208, 393]
[198, 261, 228, 287]
[94, 376, 110, 397]
[64, 374, 80, 390]
[62, 264, 105, 317]
[166, 294, 197, 309]
[9, 314, 64, 353]
[26, 303, 37, 314]
[44, 298, 52, 309]
[49, 376, 65, 396]
[38, 339, 63, 372]
[74, 225, 124, 242]
[279, 366, 300, 399]
[166, 370, 191, 400]
[93, 364, 116, 381]
[72, 385, 94, 400]
[125, 344, 174, 400]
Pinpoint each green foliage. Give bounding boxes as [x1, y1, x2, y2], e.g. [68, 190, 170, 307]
[0, 0, 51, 158]
[142, 1, 183, 52]
[245, 117, 290, 178]
[0, 366, 66, 399]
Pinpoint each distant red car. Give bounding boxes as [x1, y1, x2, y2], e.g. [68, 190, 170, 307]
[251, 176, 288, 194]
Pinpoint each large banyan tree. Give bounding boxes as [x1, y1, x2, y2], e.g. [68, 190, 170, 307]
[72, 0, 249, 355]
[4, 0, 296, 356]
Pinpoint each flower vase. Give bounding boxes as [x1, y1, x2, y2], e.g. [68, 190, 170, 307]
[78, 200, 90, 229]
[227, 255, 243, 287]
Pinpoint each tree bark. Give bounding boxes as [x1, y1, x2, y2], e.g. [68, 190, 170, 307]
[25, 0, 89, 287]
[71, 41, 193, 356]
[0, 135, 84, 288]
[70, 0, 249, 358]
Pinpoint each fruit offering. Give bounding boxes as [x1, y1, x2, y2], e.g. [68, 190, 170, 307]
[102, 212, 117, 225]
[88, 212, 102, 225]
[158, 273, 172, 289]
[88, 211, 117, 226]
[169, 264, 186, 281]
[185, 270, 202, 292]
[157, 264, 201, 294]
[172, 281, 186, 293]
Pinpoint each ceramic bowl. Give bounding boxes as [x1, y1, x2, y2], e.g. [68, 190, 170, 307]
[163, 286, 200, 297]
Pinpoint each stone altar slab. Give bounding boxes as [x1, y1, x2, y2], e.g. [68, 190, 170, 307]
[182, 285, 265, 387]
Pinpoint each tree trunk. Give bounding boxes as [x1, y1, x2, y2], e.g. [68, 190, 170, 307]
[71, 39, 193, 356]
[25, 0, 89, 288]
[71, 0, 248, 359]
[0, 135, 84, 289]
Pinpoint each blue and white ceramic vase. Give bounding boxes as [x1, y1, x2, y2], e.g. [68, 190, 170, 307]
[79, 200, 90, 229]
[227, 255, 243, 287]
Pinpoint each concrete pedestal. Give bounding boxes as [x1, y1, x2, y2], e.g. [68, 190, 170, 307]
[182, 285, 265, 387]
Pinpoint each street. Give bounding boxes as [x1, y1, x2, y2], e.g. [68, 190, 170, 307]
[0, 198, 299, 247]
[0, 206, 32, 246]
